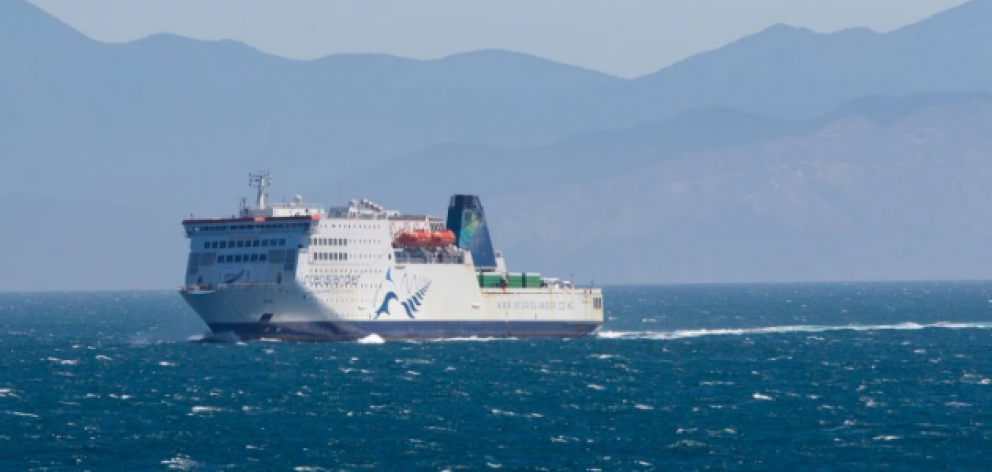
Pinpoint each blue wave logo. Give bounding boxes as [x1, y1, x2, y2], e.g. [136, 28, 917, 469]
[374, 269, 431, 319]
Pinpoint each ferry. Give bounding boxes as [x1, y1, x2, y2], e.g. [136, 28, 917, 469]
[179, 171, 603, 341]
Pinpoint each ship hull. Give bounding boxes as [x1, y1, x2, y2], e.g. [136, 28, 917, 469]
[181, 281, 603, 342]
[206, 320, 600, 341]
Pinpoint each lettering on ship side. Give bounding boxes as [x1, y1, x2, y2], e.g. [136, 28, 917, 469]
[302, 274, 360, 289]
[496, 301, 576, 311]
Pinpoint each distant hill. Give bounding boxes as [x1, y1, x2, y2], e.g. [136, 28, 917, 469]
[633, 0, 992, 120]
[482, 98, 992, 283]
[5, 0, 992, 288]
[5, 93, 992, 290]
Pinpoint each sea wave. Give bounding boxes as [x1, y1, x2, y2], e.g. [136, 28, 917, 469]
[596, 322, 992, 340]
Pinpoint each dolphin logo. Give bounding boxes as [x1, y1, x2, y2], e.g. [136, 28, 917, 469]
[375, 292, 400, 319]
[373, 275, 431, 319]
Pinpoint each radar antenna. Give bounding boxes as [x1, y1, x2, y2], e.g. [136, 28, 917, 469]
[249, 170, 272, 209]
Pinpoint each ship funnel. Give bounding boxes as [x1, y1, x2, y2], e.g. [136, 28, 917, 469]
[446, 195, 497, 269]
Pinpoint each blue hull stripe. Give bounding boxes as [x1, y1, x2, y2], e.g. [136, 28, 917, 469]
[207, 320, 601, 341]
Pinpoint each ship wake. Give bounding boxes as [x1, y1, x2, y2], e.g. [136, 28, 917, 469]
[596, 322, 992, 340]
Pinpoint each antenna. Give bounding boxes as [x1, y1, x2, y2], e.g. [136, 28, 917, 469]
[248, 170, 272, 209]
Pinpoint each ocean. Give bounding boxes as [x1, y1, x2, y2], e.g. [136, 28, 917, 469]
[2, 282, 991, 470]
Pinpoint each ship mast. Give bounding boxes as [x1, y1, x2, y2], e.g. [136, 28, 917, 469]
[249, 170, 272, 209]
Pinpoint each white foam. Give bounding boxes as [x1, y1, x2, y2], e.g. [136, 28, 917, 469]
[357, 334, 385, 344]
[3, 411, 39, 418]
[752, 393, 774, 401]
[428, 336, 516, 342]
[190, 406, 226, 414]
[46, 357, 78, 365]
[597, 322, 992, 340]
[162, 454, 199, 470]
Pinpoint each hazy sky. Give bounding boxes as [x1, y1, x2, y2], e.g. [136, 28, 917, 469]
[29, 0, 971, 78]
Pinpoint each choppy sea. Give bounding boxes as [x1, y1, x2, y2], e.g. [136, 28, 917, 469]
[2, 282, 992, 470]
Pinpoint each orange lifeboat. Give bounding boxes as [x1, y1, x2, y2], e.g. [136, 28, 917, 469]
[396, 230, 432, 247]
[429, 230, 456, 247]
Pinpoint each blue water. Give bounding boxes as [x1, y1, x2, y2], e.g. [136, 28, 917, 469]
[2, 282, 992, 470]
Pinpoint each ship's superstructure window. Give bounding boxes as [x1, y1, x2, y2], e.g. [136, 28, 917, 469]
[314, 252, 348, 262]
[215, 253, 270, 264]
[309, 238, 349, 247]
[206, 238, 290, 250]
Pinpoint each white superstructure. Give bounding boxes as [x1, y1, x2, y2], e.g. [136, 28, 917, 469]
[179, 171, 603, 341]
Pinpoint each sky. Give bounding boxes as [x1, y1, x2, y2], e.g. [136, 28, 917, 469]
[27, 0, 974, 78]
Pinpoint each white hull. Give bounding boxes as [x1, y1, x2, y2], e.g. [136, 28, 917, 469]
[181, 263, 602, 340]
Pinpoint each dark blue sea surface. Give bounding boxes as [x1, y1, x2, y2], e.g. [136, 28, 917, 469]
[2, 282, 992, 470]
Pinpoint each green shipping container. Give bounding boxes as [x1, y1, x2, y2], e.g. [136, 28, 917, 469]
[507, 272, 524, 289]
[479, 273, 504, 288]
[523, 272, 542, 288]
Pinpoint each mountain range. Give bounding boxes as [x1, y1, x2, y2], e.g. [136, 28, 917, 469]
[3, 0, 992, 289]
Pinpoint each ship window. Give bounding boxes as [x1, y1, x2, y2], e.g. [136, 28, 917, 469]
[235, 255, 243, 263]
[236, 241, 245, 248]
[250, 254, 259, 262]
[260, 254, 267, 262]
[211, 242, 218, 249]
[262, 239, 270, 247]
[217, 255, 224, 264]
[203, 242, 210, 249]
[253, 240, 260, 247]
[226, 255, 234, 263]
[220, 241, 227, 249]
[279, 239, 286, 246]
